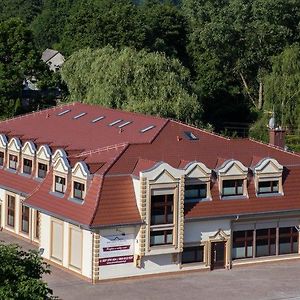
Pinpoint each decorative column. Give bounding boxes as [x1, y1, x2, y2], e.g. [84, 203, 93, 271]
[178, 175, 185, 252]
[139, 177, 147, 257]
[92, 232, 100, 283]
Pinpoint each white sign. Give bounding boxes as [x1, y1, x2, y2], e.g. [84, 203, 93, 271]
[99, 233, 134, 266]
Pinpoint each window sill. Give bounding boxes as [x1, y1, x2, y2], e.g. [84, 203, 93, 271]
[68, 197, 84, 205]
[6, 168, 17, 174]
[221, 195, 248, 200]
[49, 191, 65, 198]
[20, 172, 32, 178]
[147, 244, 179, 256]
[256, 192, 283, 198]
[180, 262, 207, 270]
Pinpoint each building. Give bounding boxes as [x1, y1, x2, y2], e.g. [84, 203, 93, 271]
[41, 49, 65, 72]
[0, 102, 300, 282]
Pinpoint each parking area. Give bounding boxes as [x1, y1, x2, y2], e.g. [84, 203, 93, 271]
[2, 231, 300, 300]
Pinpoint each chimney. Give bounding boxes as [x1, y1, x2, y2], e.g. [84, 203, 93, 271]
[269, 128, 286, 149]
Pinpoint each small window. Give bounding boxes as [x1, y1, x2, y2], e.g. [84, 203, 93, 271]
[91, 116, 105, 123]
[150, 230, 173, 246]
[9, 154, 18, 170]
[57, 109, 71, 116]
[0, 151, 4, 166]
[184, 184, 207, 203]
[258, 181, 279, 194]
[73, 112, 86, 119]
[73, 181, 85, 200]
[109, 119, 122, 126]
[182, 246, 204, 264]
[55, 176, 66, 193]
[140, 125, 155, 133]
[222, 179, 243, 196]
[38, 163, 48, 178]
[23, 158, 32, 175]
[184, 131, 199, 140]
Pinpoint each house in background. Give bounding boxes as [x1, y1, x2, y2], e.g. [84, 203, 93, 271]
[41, 49, 65, 72]
[0, 102, 300, 282]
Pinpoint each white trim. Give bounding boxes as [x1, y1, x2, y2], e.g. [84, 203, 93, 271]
[72, 161, 90, 178]
[8, 137, 21, 152]
[36, 145, 52, 160]
[22, 141, 36, 155]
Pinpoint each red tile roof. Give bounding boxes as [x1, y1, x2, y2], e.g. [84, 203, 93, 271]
[0, 103, 300, 227]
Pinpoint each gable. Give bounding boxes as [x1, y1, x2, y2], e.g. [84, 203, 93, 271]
[0, 134, 7, 149]
[72, 161, 90, 179]
[53, 156, 70, 173]
[141, 162, 184, 181]
[22, 141, 36, 156]
[53, 149, 67, 164]
[185, 162, 211, 179]
[255, 158, 283, 175]
[8, 137, 21, 152]
[37, 145, 51, 160]
[218, 160, 248, 176]
[153, 170, 177, 184]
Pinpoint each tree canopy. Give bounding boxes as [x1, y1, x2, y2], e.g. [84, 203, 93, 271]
[0, 243, 54, 300]
[61, 46, 202, 124]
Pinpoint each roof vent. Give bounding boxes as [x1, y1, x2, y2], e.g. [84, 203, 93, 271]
[184, 131, 199, 140]
[140, 125, 155, 133]
[92, 116, 105, 123]
[109, 119, 123, 126]
[57, 109, 71, 116]
[73, 112, 87, 119]
[118, 121, 132, 128]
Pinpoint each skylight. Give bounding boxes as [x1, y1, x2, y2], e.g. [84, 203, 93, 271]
[73, 112, 87, 119]
[92, 116, 105, 123]
[140, 125, 155, 133]
[109, 119, 123, 126]
[118, 121, 132, 128]
[57, 109, 71, 116]
[184, 131, 199, 140]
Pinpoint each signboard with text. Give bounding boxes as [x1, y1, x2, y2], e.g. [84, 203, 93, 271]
[99, 233, 134, 266]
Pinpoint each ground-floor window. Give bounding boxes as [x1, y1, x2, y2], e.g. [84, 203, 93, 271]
[232, 226, 299, 260]
[21, 205, 30, 234]
[181, 246, 204, 264]
[35, 211, 40, 239]
[279, 227, 298, 255]
[6, 195, 15, 228]
[232, 230, 253, 259]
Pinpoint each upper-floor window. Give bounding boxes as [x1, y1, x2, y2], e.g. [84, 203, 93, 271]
[9, 154, 18, 170]
[38, 163, 47, 178]
[222, 179, 243, 197]
[258, 180, 279, 194]
[23, 158, 32, 175]
[150, 193, 174, 246]
[0, 151, 4, 166]
[55, 176, 66, 194]
[184, 184, 207, 203]
[73, 181, 85, 200]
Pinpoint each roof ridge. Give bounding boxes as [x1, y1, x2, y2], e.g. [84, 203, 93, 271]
[170, 119, 230, 141]
[248, 138, 300, 158]
[0, 102, 71, 125]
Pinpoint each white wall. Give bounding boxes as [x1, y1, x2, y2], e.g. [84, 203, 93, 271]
[184, 219, 231, 243]
[40, 213, 51, 259]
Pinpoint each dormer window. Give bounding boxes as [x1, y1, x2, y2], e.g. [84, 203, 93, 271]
[38, 163, 48, 178]
[9, 154, 18, 170]
[184, 184, 207, 203]
[23, 158, 32, 175]
[73, 181, 85, 200]
[0, 151, 4, 166]
[222, 179, 243, 197]
[55, 176, 66, 193]
[258, 180, 279, 194]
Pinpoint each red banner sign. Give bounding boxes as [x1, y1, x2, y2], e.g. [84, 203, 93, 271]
[99, 255, 134, 266]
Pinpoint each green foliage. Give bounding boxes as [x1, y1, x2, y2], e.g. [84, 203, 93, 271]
[0, 243, 54, 300]
[0, 0, 43, 23]
[61, 46, 202, 123]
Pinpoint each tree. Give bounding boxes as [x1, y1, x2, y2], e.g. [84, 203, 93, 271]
[60, 0, 144, 56]
[0, 18, 53, 117]
[0, 243, 54, 299]
[61, 46, 202, 124]
[182, 0, 300, 109]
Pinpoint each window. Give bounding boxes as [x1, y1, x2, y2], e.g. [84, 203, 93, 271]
[150, 193, 174, 247]
[232, 230, 253, 260]
[184, 184, 207, 203]
[38, 163, 48, 178]
[9, 154, 18, 170]
[222, 179, 243, 196]
[258, 180, 279, 194]
[256, 228, 276, 257]
[23, 158, 32, 175]
[182, 246, 204, 264]
[0, 151, 4, 166]
[73, 181, 85, 200]
[150, 230, 173, 246]
[279, 227, 298, 255]
[184, 131, 198, 140]
[35, 211, 40, 239]
[6, 195, 15, 227]
[21, 205, 29, 234]
[55, 176, 66, 193]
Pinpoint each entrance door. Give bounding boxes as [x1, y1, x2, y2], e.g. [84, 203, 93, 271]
[211, 241, 226, 270]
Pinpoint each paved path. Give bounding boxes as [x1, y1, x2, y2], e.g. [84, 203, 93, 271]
[2, 231, 300, 300]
